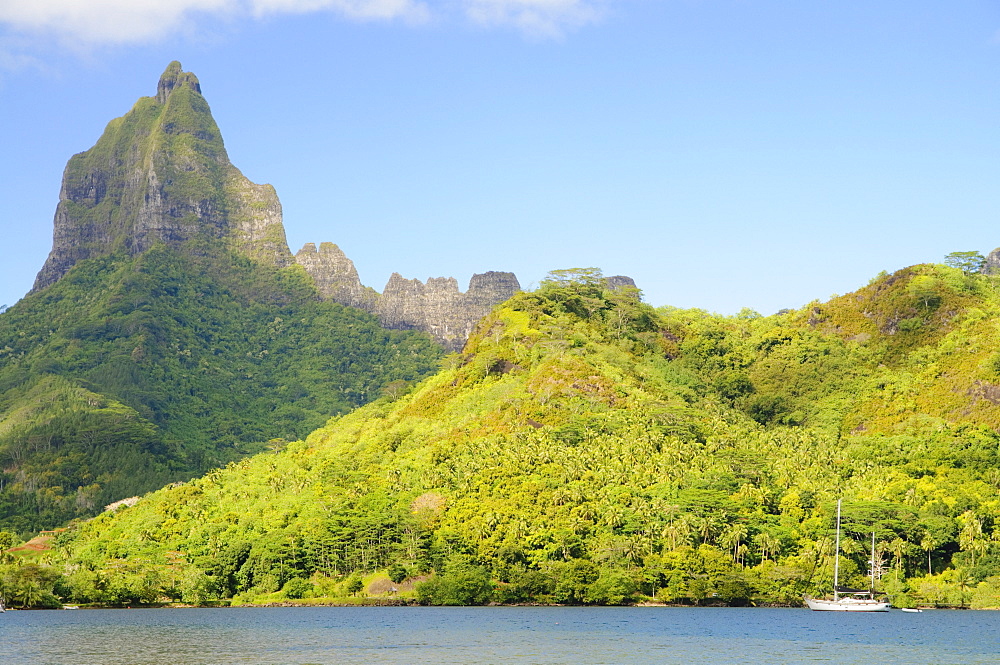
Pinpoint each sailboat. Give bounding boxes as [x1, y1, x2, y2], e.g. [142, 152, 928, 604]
[805, 499, 891, 612]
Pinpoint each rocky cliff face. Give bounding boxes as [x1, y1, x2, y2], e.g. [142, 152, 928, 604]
[377, 271, 521, 351]
[294, 242, 377, 310]
[291, 243, 644, 350]
[32, 62, 291, 292]
[29, 61, 532, 351]
[294, 241, 520, 351]
[605, 275, 638, 291]
[984, 248, 1000, 276]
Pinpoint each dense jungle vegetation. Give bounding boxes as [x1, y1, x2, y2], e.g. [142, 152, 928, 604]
[0, 242, 442, 532]
[5, 260, 1000, 610]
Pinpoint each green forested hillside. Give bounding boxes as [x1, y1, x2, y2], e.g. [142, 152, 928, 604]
[0, 61, 445, 534]
[0, 242, 442, 532]
[669, 261, 1000, 434]
[19, 264, 1000, 609]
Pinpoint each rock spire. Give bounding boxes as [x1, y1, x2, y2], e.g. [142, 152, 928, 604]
[293, 243, 520, 351]
[376, 271, 521, 351]
[31, 61, 523, 350]
[32, 61, 291, 292]
[983, 248, 1000, 276]
[294, 242, 376, 310]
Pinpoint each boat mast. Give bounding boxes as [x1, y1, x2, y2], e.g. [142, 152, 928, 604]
[834, 499, 841, 601]
[870, 531, 876, 591]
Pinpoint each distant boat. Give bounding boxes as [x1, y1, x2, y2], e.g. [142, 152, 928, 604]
[805, 589, 891, 612]
[804, 499, 891, 612]
[900, 607, 923, 613]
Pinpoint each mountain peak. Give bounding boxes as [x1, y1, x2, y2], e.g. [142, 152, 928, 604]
[32, 63, 291, 292]
[156, 61, 201, 104]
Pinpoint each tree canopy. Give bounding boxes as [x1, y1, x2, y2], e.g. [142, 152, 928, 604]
[0, 242, 442, 532]
[944, 251, 986, 275]
[20, 261, 1000, 610]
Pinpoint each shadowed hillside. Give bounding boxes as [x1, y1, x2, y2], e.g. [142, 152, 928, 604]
[38, 266, 1000, 609]
[0, 63, 444, 532]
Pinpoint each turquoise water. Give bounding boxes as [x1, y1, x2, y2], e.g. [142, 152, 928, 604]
[1, 606, 998, 664]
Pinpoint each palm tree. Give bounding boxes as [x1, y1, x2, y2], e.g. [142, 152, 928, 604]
[889, 537, 906, 574]
[720, 523, 748, 566]
[953, 568, 973, 608]
[17, 579, 44, 609]
[920, 532, 937, 576]
[754, 531, 780, 562]
[696, 515, 718, 545]
[735, 543, 749, 568]
[662, 513, 696, 551]
[959, 511, 984, 566]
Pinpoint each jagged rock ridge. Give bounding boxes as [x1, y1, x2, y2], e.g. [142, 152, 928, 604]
[606, 275, 638, 291]
[984, 248, 1000, 276]
[378, 271, 522, 352]
[294, 242, 376, 311]
[294, 242, 520, 351]
[32, 61, 291, 292]
[28, 61, 545, 350]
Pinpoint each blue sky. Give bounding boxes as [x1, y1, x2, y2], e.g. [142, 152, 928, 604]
[1, 1, 999, 315]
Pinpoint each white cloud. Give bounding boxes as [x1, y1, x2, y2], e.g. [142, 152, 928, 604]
[0, 0, 234, 45]
[249, 0, 429, 22]
[0, 0, 429, 47]
[0, 0, 602, 48]
[461, 0, 605, 38]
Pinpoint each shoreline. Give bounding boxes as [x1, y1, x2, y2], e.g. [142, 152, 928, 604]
[14, 599, 987, 611]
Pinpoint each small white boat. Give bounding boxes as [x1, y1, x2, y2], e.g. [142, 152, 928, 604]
[900, 607, 923, 613]
[805, 500, 890, 612]
[805, 590, 891, 612]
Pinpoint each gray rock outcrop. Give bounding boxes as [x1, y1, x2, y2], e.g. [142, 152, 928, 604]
[294, 242, 376, 311]
[376, 271, 521, 351]
[983, 248, 1000, 276]
[32, 61, 291, 293]
[28, 61, 536, 352]
[294, 241, 521, 351]
[605, 275, 638, 291]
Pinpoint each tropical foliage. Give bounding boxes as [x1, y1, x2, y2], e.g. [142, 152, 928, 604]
[16, 262, 1000, 609]
[0, 242, 442, 532]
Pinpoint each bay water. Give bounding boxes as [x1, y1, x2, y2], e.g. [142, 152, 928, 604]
[2, 605, 998, 664]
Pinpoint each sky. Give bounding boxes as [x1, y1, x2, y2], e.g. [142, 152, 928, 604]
[1, 1, 999, 315]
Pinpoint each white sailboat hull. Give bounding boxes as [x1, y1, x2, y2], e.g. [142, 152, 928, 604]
[807, 500, 890, 613]
[804, 596, 890, 612]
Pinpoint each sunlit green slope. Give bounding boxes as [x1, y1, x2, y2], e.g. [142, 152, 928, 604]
[0, 244, 442, 532]
[665, 262, 1000, 434]
[0, 61, 444, 533]
[47, 267, 1000, 608]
